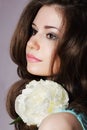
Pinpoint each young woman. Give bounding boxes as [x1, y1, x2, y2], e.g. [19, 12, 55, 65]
[6, 0, 87, 130]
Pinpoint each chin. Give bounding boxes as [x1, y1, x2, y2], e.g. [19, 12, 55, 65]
[27, 67, 40, 76]
[27, 65, 51, 76]
[27, 69, 49, 76]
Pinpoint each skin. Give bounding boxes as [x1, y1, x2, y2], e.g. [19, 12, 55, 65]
[26, 5, 62, 76]
[39, 113, 83, 130]
[26, 5, 83, 130]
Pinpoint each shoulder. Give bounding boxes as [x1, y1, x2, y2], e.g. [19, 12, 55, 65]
[39, 112, 83, 130]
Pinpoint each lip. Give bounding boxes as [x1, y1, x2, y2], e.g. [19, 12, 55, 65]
[26, 53, 42, 62]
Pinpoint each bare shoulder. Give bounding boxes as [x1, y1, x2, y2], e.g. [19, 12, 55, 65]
[39, 112, 83, 130]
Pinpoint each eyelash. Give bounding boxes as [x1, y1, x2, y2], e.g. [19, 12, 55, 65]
[46, 33, 58, 40]
[31, 27, 58, 41]
[31, 27, 37, 36]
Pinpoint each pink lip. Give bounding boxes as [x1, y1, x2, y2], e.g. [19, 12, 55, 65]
[26, 54, 42, 62]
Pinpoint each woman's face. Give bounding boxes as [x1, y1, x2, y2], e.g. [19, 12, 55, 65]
[26, 5, 63, 76]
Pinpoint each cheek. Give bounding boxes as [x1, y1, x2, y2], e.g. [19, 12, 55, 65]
[26, 41, 30, 52]
[45, 47, 60, 75]
[26, 43, 28, 54]
[53, 56, 61, 74]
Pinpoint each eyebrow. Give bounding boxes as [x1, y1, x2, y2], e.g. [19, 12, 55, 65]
[32, 23, 59, 31]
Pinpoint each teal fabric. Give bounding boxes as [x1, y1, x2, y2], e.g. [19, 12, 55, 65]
[57, 109, 87, 130]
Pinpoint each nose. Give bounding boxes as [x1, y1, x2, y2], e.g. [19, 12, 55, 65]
[27, 35, 40, 50]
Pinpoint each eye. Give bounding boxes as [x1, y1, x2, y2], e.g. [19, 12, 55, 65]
[46, 33, 58, 40]
[31, 27, 37, 36]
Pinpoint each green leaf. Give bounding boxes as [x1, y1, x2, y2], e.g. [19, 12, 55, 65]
[10, 117, 22, 125]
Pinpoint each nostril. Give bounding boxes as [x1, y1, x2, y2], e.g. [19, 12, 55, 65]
[33, 42, 40, 50]
[27, 40, 40, 50]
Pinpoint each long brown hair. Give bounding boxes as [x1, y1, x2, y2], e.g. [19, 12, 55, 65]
[6, 0, 87, 130]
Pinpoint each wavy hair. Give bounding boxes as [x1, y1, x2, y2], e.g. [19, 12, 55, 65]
[6, 0, 87, 130]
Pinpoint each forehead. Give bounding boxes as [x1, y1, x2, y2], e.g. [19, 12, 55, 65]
[33, 5, 63, 29]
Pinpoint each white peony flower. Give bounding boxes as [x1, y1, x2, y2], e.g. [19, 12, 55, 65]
[15, 79, 69, 127]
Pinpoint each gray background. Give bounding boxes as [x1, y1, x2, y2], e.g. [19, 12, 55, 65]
[0, 0, 30, 130]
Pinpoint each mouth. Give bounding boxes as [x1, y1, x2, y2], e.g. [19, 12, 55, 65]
[26, 54, 42, 62]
